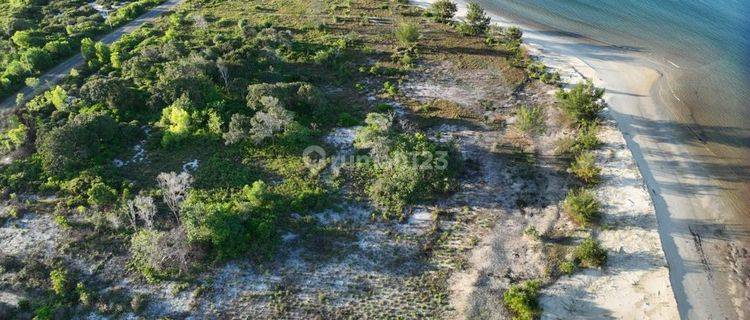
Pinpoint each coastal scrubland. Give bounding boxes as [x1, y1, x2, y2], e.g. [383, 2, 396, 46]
[0, 0, 665, 318]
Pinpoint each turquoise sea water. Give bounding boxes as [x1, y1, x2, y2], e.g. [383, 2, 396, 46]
[479, 0, 750, 151]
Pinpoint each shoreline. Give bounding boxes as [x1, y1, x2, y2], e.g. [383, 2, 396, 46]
[414, 0, 750, 318]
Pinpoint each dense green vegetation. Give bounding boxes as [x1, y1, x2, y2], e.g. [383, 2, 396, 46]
[0, 0, 164, 100]
[503, 279, 543, 320]
[0, 0, 620, 318]
[0, 0, 469, 290]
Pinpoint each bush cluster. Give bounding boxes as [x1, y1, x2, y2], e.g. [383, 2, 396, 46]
[563, 189, 600, 226]
[573, 238, 608, 268]
[556, 80, 605, 124]
[429, 0, 458, 23]
[570, 151, 601, 185]
[503, 279, 542, 320]
[353, 113, 462, 219]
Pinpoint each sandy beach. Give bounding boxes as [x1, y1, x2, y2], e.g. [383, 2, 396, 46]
[415, 0, 750, 318]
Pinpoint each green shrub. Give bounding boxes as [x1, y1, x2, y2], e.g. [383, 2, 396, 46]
[559, 260, 576, 275]
[75, 282, 92, 306]
[129, 228, 195, 282]
[461, 2, 491, 36]
[563, 189, 600, 226]
[33, 303, 59, 320]
[44, 85, 68, 111]
[573, 238, 607, 268]
[555, 125, 600, 156]
[526, 61, 560, 85]
[354, 114, 462, 218]
[86, 181, 118, 206]
[21, 47, 53, 71]
[429, 0, 457, 23]
[383, 81, 398, 96]
[575, 124, 600, 151]
[556, 81, 605, 124]
[0, 115, 28, 152]
[570, 151, 601, 184]
[54, 214, 70, 229]
[515, 105, 546, 135]
[506, 26, 523, 41]
[182, 182, 278, 261]
[503, 279, 542, 320]
[37, 112, 141, 178]
[0, 155, 43, 192]
[246, 82, 322, 115]
[50, 268, 70, 297]
[158, 95, 193, 147]
[394, 22, 419, 48]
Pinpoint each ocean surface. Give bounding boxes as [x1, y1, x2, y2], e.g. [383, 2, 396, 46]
[478, 0, 750, 158]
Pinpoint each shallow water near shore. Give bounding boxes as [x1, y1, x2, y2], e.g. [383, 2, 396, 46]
[479, 0, 750, 166]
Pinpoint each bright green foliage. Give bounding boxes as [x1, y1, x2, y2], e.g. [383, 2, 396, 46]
[563, 189, 600, 226]
[503, 279, 542, 320]
[182, 182, 278, 260]
[570, 151, 601, 184]
[559, 260, 576, 275]
[80, 38, 96, 62]
[574, 124, 600, 151]
[430, 0, 458, 23]
[45, 86, 68, 110]
[556, 81, 605, 123]
[50, 268, 69, 297]
[383, 81, 398, 96]
[206, 110, 223, 136]
[394, 22, 419, 48]
[54, 214, 70, 229]
[506, 27, 523, 41]
[159, 95, 193, 147]
[573, 238, 608, 268]
[21, 47, 52, 70]
[94, 42, 111, 66]
[516, 105, 546, 135]
[1, 115, 28, 152]
[11, 30, 44, 48]
[106, 0, 163, 27]
[43, 40, 72, 59]
[81, 38, 111, 69]
[75, 282, 92, 306]
[526, 61, 560, 85]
